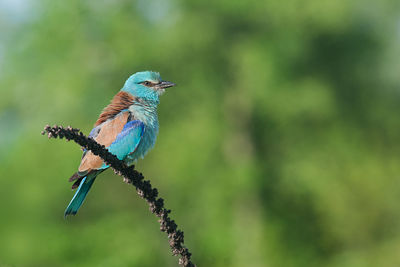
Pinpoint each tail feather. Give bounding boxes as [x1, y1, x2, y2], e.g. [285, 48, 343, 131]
[68, 172, 80, 182]
[64, 173, 97, 217]
[71, 177, 83, 189]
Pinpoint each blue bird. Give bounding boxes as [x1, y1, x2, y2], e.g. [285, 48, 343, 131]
[65, 71, 175, 217]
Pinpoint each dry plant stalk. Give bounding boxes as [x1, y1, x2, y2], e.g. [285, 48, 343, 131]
[42, 124, 195, 267]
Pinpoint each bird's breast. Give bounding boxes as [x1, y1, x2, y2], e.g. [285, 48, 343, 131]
[125, 104, 159, 164]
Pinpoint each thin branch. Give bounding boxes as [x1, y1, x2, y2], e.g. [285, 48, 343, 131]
[42, 124, 196, 267]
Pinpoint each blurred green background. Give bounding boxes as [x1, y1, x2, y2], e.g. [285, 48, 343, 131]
[1, 0, 400, 266]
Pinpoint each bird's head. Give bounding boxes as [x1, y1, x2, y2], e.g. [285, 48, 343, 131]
[121, 71, 175, 103]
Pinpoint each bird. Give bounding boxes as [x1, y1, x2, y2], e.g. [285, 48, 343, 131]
[64, 71, 175, 217]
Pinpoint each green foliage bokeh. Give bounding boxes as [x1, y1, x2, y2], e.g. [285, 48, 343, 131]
[1, 0, 400, 266]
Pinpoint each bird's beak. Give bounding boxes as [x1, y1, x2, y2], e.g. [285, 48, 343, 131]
[158, 81, 176, 89]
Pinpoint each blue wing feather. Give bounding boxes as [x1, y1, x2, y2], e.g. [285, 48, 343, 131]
[81, 125, 102, 156]
[89, 126, 101, 138]
[107, 120, 144, 160]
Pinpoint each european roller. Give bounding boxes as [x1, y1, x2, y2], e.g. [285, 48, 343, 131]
[65, 71, 175, 217]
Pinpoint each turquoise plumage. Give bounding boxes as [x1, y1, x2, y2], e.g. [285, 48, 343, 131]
[64, 71, 175, 217]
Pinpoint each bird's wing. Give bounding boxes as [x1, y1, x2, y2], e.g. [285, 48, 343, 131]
[95, 91, 135, 126]
[78, 110, 141, 174]
[107, 120, 144, 160]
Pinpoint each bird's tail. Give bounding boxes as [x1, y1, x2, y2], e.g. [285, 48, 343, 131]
[64, 172, 98, 217]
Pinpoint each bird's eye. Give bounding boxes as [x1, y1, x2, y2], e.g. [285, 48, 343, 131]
[142, 81, 152, 86]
